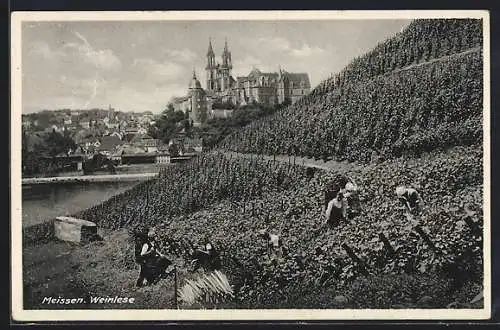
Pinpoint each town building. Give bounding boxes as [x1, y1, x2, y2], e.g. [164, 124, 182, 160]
[210, 109, 234, 119]
[79, 120, 90, 129]
[98, 135, 124, 156]
[45, 124, 60, 133]
[106, 121, 120, 129]
[22, 119, 32, 129]
[130, 133, 161, 153]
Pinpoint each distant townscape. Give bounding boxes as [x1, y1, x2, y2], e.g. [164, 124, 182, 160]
[21, 106, 200, 177]
[21, 39, 311, 178]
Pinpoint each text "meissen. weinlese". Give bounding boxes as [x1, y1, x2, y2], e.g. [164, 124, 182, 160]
[42, 296, 135, 304]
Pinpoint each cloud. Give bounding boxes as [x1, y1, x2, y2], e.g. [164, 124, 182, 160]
[62, 31, 122, 71]
[26, 40, 66, 61]
[235, 36, 328, 82]
[290, 44, 326, 58]
[163, 48, 197, 63]
[232, 55, 276, 77]
[104, 83, 186, 112]
[132, 58, 188, 84]
[23, 79, 184, 113]
[23, 95, 87, 111]
[251, 36, 292, 53]
[244, 36, 326, 58]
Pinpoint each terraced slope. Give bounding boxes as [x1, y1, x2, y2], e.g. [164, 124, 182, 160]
[221, 19, 483, 163]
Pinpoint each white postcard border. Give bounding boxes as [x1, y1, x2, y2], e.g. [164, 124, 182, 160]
[11, 9, 491, 321]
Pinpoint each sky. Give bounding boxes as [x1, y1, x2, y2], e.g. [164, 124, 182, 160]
[22, 19, 410, 114]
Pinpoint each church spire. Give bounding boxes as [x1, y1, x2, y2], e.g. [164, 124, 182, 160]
[207, 37, 214, 56]
[192, 67, 197, 79]
[221, 37, 232, 69]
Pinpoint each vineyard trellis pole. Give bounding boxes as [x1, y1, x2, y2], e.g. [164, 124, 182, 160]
[174, 265, 178, 309]
[342, 242, 369, 276]
[462, 213, 480, 236]
[378, 232, 396, 256]
[414, 225, 437, 251]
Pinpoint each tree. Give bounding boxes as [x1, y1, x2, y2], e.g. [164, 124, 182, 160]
[154, 106, 188, 143]
[168, 143, 180, 157]
[166, 103, 175, 114]
[43, 130, 77, 156]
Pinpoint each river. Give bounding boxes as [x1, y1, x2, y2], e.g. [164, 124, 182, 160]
[22, 181, 142, 227]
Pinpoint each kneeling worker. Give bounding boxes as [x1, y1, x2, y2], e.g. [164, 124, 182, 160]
[325, 191, 347, 228]
[258, 229, 283, 258]
[136, 228, 172, 287]
[395, 186, 425, 215]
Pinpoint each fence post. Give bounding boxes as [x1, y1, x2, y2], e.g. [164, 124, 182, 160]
[174, 265, 178, 309]
[341, 243, 369, 276]
[414, 225, 436, 251]
[378, 232, 396, 256]
[462, 215, 480, 234]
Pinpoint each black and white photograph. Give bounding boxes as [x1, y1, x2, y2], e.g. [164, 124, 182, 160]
[11, 10, 490, 321]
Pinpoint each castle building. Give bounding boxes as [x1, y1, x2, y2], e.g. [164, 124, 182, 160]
[172, 38, 311, 126]
[172, 70, 210, 127]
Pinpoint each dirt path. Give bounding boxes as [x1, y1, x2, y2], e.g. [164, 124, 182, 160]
[221, 151, 364, 172]
[388, 46, 481, 76]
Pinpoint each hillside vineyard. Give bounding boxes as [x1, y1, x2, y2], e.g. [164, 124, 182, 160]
[221, 19, 483, 162]
[72, 145, 483, 307]
[41, 18, 485, 309]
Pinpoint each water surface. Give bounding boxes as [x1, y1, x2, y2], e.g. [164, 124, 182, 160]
[22, 181, 141, 227]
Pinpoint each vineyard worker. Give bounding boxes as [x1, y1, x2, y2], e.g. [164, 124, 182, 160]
[135, 231, 151, 287]
[192, 242, 221, 271]
[201, 242, 222, 270]
[395, 186, 424, 215]
[136, 228, 172, 287]
[342, 180, 360, 218]
[324, 191, 347, 228]
[258, 229, 283, 258]
[323, 174, 350, 211]
[323, 182, 341, 212]
[342, 181, 357, 199]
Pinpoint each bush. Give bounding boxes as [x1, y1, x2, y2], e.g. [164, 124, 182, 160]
[347, 273, 452, 308]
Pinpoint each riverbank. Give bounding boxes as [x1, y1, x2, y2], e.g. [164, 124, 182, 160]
[22, 172, 158, 185]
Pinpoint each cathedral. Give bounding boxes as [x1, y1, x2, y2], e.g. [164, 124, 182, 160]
[172, 38, 311, 126]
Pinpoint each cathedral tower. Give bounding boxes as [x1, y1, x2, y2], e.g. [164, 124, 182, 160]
[206, 38, 216, 91]
[220, 38, 232, 91]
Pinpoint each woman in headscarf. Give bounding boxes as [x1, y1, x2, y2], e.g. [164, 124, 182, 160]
[325, 191, 347, 228]
[395, 186, 425, 215]
[135, 227, 172, 287]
